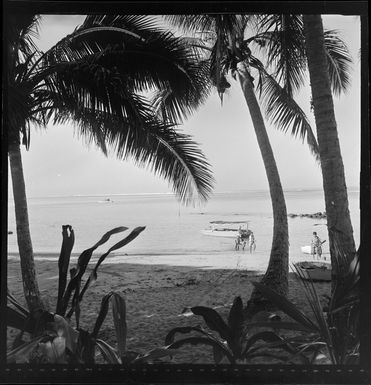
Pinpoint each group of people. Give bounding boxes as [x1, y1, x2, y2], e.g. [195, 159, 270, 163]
[235, 228, 255, 253]
[234, 229, 324, 258]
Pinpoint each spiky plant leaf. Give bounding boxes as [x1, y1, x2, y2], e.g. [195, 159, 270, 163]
[7, 291, 29, 318]
[242, 331, 300, 358]
[227, 296, 245, 356]
[165, 325, 218, 345]
[91, 292, 114, 339]
[56, 225, 75, 314]
[133, 347, 178, 363]
[95, 338, 121, 364]
[191, 306, 231, 342]
[79, 227, 146, 302]
[52, 314, 79, 354]
[110, 293, 127, 358]
[7, 335, 46, 363]
[58, 226, 127, 316]
[252, 282, 318, 331]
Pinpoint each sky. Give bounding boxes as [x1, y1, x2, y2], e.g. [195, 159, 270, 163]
[9, 14, 361, 198]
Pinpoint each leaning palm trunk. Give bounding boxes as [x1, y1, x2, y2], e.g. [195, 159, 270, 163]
[238, 62, 289, 311]
[303, 15, 356, 282]
[8, 143, 44, 312]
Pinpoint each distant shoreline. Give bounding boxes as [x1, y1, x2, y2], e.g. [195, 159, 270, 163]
[8, 187, 361, 201]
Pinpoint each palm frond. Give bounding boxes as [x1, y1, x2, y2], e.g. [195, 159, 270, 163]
[257, 70, 320, 160]
[324, 29, 353, 96]
[151, 57, 211, 123]
[48, 93, 214, 204]
[164, 15, 216, 35]
[7, 14, 40, 63]
[254, 14, 307, 96]
[44, 26, 211, 123]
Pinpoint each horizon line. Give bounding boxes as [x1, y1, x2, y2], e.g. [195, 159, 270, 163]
[8, 186, 361, 200]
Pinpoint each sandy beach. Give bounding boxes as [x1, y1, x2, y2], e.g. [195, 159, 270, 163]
[7, 253, 331, 364]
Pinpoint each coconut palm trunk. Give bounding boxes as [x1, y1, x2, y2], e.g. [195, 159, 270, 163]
[238, 62, 289, 309]
[303, 15, 356, 278]
[8, 143, 44, 312]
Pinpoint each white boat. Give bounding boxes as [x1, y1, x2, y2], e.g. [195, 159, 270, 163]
[201, 221, 251, 239]
[293, 261, 332, 281]
[301, 245, 312, 254]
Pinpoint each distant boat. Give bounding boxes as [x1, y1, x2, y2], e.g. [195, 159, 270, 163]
[293, 261, 332, 281]
[98, 198, 114, 203]
[201, 221, 251, 239]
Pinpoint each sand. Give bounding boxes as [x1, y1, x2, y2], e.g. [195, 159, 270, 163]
[7, 254, 331, 364]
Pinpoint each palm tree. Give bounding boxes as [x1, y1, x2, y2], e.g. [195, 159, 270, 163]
[165, 14, 352, 312]
[256, 14, 356, 279]
[6, 14, 214, 312]
[302, 15, 356, 277]
[165, 15, 314, 310]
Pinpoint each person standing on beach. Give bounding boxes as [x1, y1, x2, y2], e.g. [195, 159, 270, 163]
[249, 232, 256, 254]
[311, 232, 322, 259]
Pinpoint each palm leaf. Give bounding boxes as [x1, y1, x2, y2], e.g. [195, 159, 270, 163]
[164, 15, 217, 35]
[257, 70, 320, 160]
[255, 14, 307, 96]
[44, 21, 211, 124]
[324, 29, 352, 96]
[42, 62, 214, 204]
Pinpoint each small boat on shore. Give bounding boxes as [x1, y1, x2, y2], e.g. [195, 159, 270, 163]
[293, 261, 332, 281]
[201, 221, 251, 239]
[301, 245, 312, 254]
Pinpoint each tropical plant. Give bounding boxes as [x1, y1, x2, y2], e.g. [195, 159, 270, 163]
[252, 247, 360, 364]
[6, 14, 214, 312]
[7, 224, 177, 364]
[164, 296, 309, 364]
[302, 14, 356, 276]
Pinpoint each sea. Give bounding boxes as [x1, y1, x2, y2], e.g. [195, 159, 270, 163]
[7, 189, 360, 271]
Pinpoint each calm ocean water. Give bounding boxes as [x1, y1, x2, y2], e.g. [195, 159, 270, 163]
[7, 189, 360, 265]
